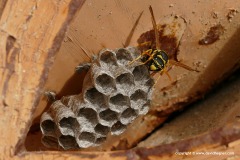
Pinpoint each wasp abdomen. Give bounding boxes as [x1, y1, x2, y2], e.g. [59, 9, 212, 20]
[148, 50, 169, 71]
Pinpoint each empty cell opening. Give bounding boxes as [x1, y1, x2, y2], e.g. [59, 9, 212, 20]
[78, 132, 95, 144]
[130, 89, 147, 102]
[94, 124, 110, 136]
[96, 74, 116, 92]
[58, 135, 78, 149]
[59, 117, 76, 130]
[132, 65, 149, 81]
[95, 137, 107, 145]
[99, 109, 118, 122]
[100, 50, 117, 66]
[121, 108, 137, 122]
[42, 136, 58, 148]
[116, 48, 133, 64]
[145, 78, 154, 88]
[110, 94, 130, 106]
[41, 120, 55, 133]
[120, 108, 137, 125]
[111, 121, 126, 135]
[78, 108, 98, 125]
[116, 73, 134, 87]
[85, 88, 107, 108]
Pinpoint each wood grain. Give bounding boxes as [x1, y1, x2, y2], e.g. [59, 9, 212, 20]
[1, 0, 240, 159]
[0, 0, 85, 159]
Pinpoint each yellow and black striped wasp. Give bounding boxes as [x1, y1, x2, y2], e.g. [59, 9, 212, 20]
[129, 6, 199, 83]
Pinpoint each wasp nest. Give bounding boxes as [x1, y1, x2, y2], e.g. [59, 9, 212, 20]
[40, 47, 154, 150]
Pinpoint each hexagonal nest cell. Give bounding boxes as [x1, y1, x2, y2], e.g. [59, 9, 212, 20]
[40, 47, 154, 150]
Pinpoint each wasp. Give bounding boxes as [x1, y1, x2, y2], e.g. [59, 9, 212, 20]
[129, 6, 199, 82]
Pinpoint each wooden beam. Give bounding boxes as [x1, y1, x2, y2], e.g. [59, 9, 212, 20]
[0, 0, 85, 159]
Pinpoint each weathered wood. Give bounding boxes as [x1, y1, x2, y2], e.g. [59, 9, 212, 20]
[138, 70, 240, 148]
[0, 0, 7, 19]
[0, 0, 85, 159]
[13, 121, 240, 159]
[32, 0, 240, 151]
[1, 0, 240, 160]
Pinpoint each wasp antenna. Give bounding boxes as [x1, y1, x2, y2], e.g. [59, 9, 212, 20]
[123, 11, 144, 47]
[79, 44, 91, 60]
[149, 5, 160, 50]
[164, 71, 172, 82]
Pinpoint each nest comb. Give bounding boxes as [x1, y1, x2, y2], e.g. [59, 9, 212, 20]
[40, 47, 154, 150]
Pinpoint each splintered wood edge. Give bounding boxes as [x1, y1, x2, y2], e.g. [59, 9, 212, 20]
[19, 121, 240, 159]
[0, 0, 85, 159]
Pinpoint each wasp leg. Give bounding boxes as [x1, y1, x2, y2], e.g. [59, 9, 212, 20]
[164, 70, 172, 82]
[75, 63, 91, 74]
[137, 41, 152, 47]
[137, 49, 155, 65]
[153, 69, 172, 87]
[142, 49, 153, 57]
[150, 71, 157, 76]
[128, 55, 142, 65]
[44, 91, 57, 102]
[128, 49, 152, 65]
[169, 60, 199, 72]
[152, 71, 163, 87]
[139, 57, 153, 65]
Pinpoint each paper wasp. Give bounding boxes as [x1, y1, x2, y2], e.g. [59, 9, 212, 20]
[129, 6, 199, 83]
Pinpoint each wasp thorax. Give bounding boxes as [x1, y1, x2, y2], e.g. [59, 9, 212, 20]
[147, 49, 169, 71]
